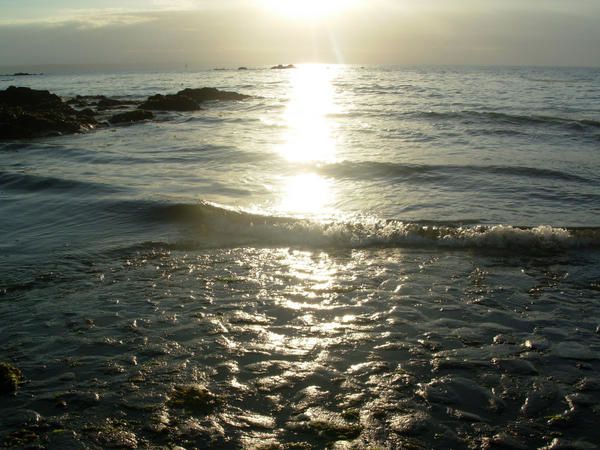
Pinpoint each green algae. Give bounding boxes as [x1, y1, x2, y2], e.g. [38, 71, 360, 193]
[167, 384, 221, 415]
[0, 362, 23, 394]
[341, 408, 361, 421]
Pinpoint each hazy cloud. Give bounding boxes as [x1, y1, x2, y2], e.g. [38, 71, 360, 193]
[0, 1, 599, 68]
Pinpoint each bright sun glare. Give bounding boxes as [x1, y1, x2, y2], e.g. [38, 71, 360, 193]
[274, 65, 339, 217]
[261, 0, 357, 20]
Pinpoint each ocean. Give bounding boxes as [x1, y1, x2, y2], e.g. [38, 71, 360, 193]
[1, 65, 599, 449]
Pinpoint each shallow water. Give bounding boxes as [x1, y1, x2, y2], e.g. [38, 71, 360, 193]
[1, 65, 600, 449]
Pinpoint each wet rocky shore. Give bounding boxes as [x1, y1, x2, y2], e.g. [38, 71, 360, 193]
[1, 247, 599, 449]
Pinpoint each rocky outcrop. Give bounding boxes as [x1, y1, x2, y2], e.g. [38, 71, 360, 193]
[176, 87, 250, 103]
[271, 64, 295, 70]
[140, 88, 248, 111]
[0, 85, 250, 138]
[0, 86, 97, 139]
[139, 93, 201, 111]
[109, 109, 154, 124]
[0, 86, 66, 110]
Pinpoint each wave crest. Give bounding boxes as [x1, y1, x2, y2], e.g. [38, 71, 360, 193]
[149, 202, 600, 252]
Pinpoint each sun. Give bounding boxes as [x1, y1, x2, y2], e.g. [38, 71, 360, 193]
[261, 0, 358, 20]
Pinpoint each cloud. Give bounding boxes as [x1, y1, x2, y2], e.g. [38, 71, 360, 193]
[0, 1, 598, 68]
[0, 10, 155, 29]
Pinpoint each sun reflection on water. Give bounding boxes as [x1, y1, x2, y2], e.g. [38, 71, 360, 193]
[276, 64, 341, 217]
[279, 173, 334, 217]
[279, 65, 338, 163]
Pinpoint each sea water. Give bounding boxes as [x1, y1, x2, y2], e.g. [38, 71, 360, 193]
[1, 65, 600, 449]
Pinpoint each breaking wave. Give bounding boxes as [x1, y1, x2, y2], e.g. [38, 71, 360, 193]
[144, 201, 600, 252]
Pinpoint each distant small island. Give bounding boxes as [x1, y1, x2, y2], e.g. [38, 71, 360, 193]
[1, 72, 44, 77]
[271, 64, 296, 70]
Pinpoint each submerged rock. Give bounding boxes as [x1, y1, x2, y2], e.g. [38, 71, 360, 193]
[2, 409, 43, 427]
[109, 109, 154, 124]
[287, 407, 362, 441]
[140, 93, 201, 111]
[491, 358, 538, 375]
[0, 86, 96, 139]
[46, 429, 86, 450]
[94, 428, 138, 449]
[0, 362, 23, 394]
[389, 411, 431, 435]
[520, 383, 559, 417]
[553, 342, 598, 360]
[417, 375, 506, 418]
[482, 432, 528, 450]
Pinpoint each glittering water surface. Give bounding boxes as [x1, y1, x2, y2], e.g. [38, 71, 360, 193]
[1, 66, 600, 449]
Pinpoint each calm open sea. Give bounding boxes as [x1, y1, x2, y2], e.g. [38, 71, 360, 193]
[1, 65, 600, 449]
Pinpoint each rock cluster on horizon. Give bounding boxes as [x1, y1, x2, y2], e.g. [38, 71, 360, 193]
[271, 64, 296, 70]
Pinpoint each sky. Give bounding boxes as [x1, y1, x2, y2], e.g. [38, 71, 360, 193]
[1, 0, 599, 69]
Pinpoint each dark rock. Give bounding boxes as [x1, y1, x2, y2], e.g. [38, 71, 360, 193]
[109, 110, 153, 124]
[46, 429, 85, 450]
[140, 93, 200, 111]
[389, 411, 431, 435]
[176, 87, 250, 102]
[97, 97, 125, 110]
[77, 108, 96, 118]
[0, 86, 96, 139]
[447, 408, 486, 422]
[238, 67, 248, 70]
[66, 95, 103, 107]
[2, 410, 42, 427]
[271, 64, 296, 70]
[94, 428, 138, 449]
[482, 432, 527, 450]
[54, 391, 101, 409]
[0, 362, 23, 394]
[0, 86, 64, 111]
